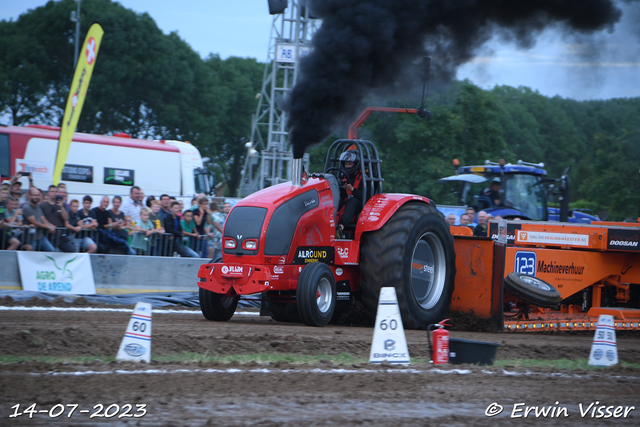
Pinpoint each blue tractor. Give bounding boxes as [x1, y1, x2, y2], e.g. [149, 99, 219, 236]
[437, 159, 599, 224]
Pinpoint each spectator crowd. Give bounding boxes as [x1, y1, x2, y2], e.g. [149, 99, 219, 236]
[0, 172, 232, 258]
[445, 206, 522, 237]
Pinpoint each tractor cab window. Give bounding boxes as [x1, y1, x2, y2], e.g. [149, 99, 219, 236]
[502, 174, 546, 220]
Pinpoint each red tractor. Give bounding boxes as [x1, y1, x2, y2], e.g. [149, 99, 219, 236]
[197, 139, 456, 329]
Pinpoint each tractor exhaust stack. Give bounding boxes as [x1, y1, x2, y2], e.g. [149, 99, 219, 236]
[292, 157, 303, 187]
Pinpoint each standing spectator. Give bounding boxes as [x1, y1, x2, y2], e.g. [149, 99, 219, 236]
[78, 196, 98, 226]
[65, 199, 97, 253]
[108, 196, 135, 254]
[446, 214, 456, 226]
[122, 186, 145, 222]
[189, 193, 207, 210]
[465, 207, 476, 226]
[164, 201, 198, 257]
[223, 202, 232, 216]
[22, 187, 56, 252]
[9, 171, 33, 206]
[460, 214, 473, 228]
[1, 192, 22, 251]
[131, 208, 163, 254]
[91, 196, 135, 255]
[0, 184, 9, 217]
[90, 196, 111, 229]
[4, 197, 23, 227]
[189, 196, 199, 210]
[176, 199, 184, 219]
[145, 195, 156, 208]
[4, 196, 24, 244]
[158, 194, 172, 222]
[39, 185, 76, 252]
[180, 209, 200, 250]
[57, 183, 70, 210]
[473, 210, 489, 237]
[191, 197, 211, 257]
[0, 215, 20, 250]
[208, 201, 226, 260]
[123, 215, 133, 231]
[148, 200, 164, 229]
[10, 181, 23, 200]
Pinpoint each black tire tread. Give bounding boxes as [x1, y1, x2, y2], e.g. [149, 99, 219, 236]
[199, 287, 238, 321]
[296, 262, 336, 327]
[360, 202, 455, 329]
[505, 273, 562, 308]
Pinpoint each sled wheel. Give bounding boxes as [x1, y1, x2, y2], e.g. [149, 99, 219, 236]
[296, 262, 336, 327]
[199, 287, 238, 321]
[360, 202, 456, 330]
[504, 273, 562, 308]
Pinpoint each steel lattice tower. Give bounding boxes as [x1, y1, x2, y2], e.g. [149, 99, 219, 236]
[238, 1, 318, 197]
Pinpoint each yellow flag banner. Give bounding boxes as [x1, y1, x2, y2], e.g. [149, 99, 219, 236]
[53, 22, 104, 185]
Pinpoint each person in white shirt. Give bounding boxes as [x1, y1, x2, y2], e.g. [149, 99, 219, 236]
[121, 186, 145, 223]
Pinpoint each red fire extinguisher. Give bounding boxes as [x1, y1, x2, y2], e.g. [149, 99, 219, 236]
[427, 319, 450, 364]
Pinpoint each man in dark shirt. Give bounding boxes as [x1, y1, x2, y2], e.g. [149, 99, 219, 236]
[91, 196, 136, 255]
[473, 211, 489, 237]
[158, 194, 172, 222]
[65, 199, 97, 253]
[480, 178, 502, 207]
[191, 197, 211, 257]
[39, 185, 76, 252]
[164, 201, 198, 257]
[90, 196, 111, 230]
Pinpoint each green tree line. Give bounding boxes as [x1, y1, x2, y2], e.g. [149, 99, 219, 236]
[0, 0, 263, 196]
[309, 82, 640, 221]
[2, 1, 639, 220]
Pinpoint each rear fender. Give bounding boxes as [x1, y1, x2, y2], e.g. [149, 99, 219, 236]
[355, 194, 431, 239]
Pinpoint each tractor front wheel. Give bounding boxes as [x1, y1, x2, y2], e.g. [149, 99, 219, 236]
[360, 202, 456, 329]
[296, 262, 336, 327]
[199, 287, 238, 321]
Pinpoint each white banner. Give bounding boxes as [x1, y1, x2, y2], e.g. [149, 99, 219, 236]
[16, 158, 53, 181]
[17, 252, 96, 294]
[516, 230, 589, 247]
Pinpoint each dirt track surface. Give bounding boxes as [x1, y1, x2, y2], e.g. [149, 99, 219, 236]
[1, 299, 640, 426]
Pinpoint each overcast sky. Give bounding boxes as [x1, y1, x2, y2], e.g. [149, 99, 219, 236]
[1, 0, 639, 101]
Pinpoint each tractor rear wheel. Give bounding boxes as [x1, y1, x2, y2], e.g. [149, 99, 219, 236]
[296, 262, 336, 327]
[360, 202, 456, 330]
[199, 287, 238, 321]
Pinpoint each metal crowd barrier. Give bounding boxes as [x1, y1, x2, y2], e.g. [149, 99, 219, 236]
[0, 225, 99, 252]
[0, 226, 210, 258]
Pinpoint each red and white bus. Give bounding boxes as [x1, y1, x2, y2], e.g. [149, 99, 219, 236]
[0, 124, 212, 203]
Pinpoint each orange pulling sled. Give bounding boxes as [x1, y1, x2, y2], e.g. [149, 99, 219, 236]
[450, 220, 640, 332]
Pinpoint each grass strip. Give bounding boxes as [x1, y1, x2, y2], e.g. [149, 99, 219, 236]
[1, 353, 639, 371]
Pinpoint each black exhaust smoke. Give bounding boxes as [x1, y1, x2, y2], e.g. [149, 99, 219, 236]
[285, 0, 627, 159]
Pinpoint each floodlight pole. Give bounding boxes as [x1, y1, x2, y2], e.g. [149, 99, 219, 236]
[71, 0, 82, 69]
[239, 1, 317, 197]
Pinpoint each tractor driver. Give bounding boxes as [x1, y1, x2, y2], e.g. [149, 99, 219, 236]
[481, 177, 502, 207]
[336, 147, 363, 238]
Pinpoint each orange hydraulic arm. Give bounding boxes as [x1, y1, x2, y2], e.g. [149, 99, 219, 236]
[348, 107, 429, 139]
